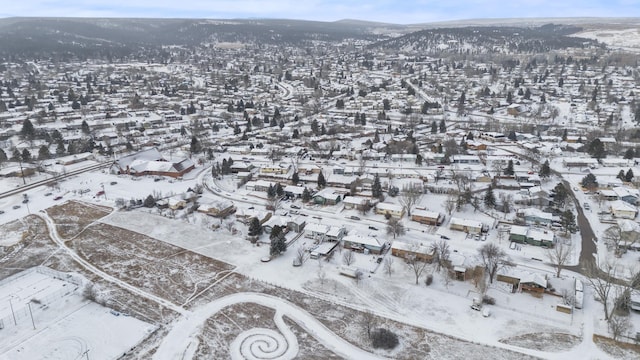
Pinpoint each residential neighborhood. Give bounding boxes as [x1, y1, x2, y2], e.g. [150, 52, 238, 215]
[1, 13, 640, 360]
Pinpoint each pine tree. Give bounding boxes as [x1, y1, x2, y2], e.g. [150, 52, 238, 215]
[317, 172, 326, 188]
[81, 120, 90, 135]
[21, 149, 32, 162]
[539, 160, 551, 178]
[625, 169, 634, 183]
[431, 121, 438, 134]
[504, 160, 514, 176]
[20, 119, 35, 140]
[372, 174, 382, 198]
[624, 148, 635, 159]
[292, 172, 299, 185]
[248, 217, 262, 237]
[439, 119, 446, 133]
[302, 188, 312, 202]
[484, 186, 496, 208]
[38, 145, 51, 160]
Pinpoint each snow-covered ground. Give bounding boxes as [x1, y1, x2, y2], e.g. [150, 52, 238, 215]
[0, 267, 155, 360]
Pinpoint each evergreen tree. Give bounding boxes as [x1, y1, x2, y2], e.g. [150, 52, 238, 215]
[372, 174, 383, 198]
[439, 119, 446, 133]
[617, 169, 626, 181]
[587, 138, 605, 160]
[624, 148, 635, 159]
[292, 129, 299, 139]
[302, 188, 312, 202]
[11, 148, 21, 161]
[504, 159, 514, 176]
[292, 172, 300, 185]
[625, 169, 634, 182]
[56, 141, 66, 156]
[190, 136, 202, 155]
[484, 186, 496, 208]
[539, 160, 551, 178]
[317, 171, 326, 188]
[38, 145, 51, 160]
[431, 121, 438, 134]
[21, 148, 32, 162]
[269, 225, 287, 256]
[81, 120, 90, 135]
[20, 119, 35, 140]
[143, 194, 156, 208]
[581, 173, 598, 190]
[0, 148, 6, 165]
[560, 210, 577, 235]
[275, 183, 284, 197]
[311, 119, 319, 135]
[267, 184, 276, 199]
[248, 217, 262, 238]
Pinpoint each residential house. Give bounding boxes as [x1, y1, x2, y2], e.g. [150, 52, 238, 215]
[313, 188, 343, 205]
[342, 196, 371, 211]
[610, 200, 638, 219]
[326, 226, 346, 242]
[508, 225, 556, 247]
[391, 240, 435, 262]
[287, 217, 307, 233]
[197, 199, 235, 218]
[497, 268, 548, 294]
[449, 217, 484, 234]
[305, 223, 329, 241]
[283, 185, 307, 199]
[517, 208, 553, 226]
[411, 209, 444, 226]
[343, 234, 387, 254]
[375, 202, 405, 218]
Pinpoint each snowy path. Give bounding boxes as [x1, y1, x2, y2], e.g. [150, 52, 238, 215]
[38, 212, 187, 316]
[154, 292, 386, 360]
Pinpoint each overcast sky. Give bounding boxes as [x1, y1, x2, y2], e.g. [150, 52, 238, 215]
[1, 0, 639, 24]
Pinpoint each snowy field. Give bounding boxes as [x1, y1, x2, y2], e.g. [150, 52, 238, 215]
[0, 267, 155, 360]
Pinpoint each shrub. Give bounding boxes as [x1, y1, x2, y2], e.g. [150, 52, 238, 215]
[482, 295, 496, 305]
[425, 274, 433, 286]
[371, 328, 399, 349]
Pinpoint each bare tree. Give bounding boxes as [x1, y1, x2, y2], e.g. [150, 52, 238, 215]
[445, 194, 456, 215]
[360, 310, 377, 339]
[343, 250, 356, 266]
[608, 314, 632, 341]
[386, 217, 406, 239]
[398, 185, 423, 217]
[383, 257, 394, 276]
[477, 243, 512, 284]
[584, 260, 617, 320]
[224, 220, 236, 234]
[603, 225, 623, 252]
[317, 259, 327, 286]
[295, 245, 308, 266]
[430, 240, 450, 272]
[406, 254, 429, 285]
[547, 242, 573, 278]
[358, 154, 367, 175]
[266, 196, 281, 211]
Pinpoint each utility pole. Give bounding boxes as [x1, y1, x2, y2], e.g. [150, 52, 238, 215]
[27, 301, 35, 329]
[9, 297, 17, 325]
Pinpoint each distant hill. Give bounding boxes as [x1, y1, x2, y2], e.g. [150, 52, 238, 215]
[0, 17, 386, 59]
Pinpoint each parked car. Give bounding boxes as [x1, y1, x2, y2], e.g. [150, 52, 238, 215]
[12, 205, 21, 209]
[44, 192, 53, 196]
[110, 181, 118, 185]
[0, 210, 5, 214]
[368, 226, 378, 231]
[349, 215, 361, 220]
[440, 235, 450, 240]
[290, 204, 301, 209]
[54, 196, 63, 200]
[96, 190, 105, 196]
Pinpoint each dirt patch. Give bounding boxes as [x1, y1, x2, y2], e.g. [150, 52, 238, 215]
[594, 334, 640, 358]
[46, 201, 112, 239]
[69, 222, 235, 308]
[500, 332, 580, 352]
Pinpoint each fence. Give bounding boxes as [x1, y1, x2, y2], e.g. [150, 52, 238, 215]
[0, 266, 85, 330]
